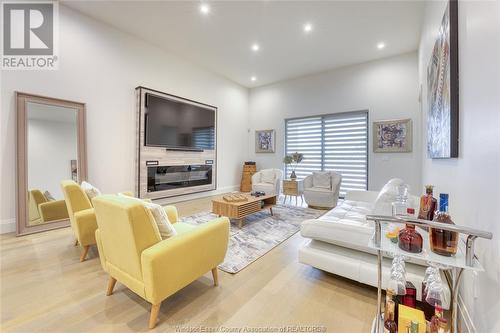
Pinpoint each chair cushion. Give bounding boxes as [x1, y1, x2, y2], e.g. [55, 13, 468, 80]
[312, 172, 331, 189]
[253, 183, 274, 195]
[44, 190, 55, 201]
[305, 187, 331, 193]
[373, 178, 404, 215]
[143, 202, 177, 239]
[81, 181, 102, 202]
[261, 169, 276, 184]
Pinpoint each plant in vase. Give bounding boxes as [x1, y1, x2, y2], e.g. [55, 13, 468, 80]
[283, 152, 304, 180]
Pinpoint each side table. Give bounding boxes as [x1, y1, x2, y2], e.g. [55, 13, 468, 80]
[282, 179, 304, 205]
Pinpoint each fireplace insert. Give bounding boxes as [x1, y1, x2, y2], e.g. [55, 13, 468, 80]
[147, 165, 212, 192]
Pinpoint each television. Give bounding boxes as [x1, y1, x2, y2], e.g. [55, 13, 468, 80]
[144, 93, 216, 150]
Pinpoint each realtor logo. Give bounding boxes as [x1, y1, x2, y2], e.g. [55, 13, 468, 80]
[1, 1, 59, 69]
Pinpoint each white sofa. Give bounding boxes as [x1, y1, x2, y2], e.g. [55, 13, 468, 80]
[303, 171, 342, 209]
[251, 168, 283, 195]
[299, 183, 451, 309]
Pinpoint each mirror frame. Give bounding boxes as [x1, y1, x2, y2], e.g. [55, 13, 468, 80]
[16, 92, 87, 236]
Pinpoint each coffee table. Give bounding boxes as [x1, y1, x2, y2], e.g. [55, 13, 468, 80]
[212, 193, 277, 228]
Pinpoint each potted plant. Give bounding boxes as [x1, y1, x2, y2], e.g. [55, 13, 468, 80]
[283, 152, 304, 180]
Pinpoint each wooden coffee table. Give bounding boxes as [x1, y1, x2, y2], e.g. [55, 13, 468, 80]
[212, 193, 277, 228]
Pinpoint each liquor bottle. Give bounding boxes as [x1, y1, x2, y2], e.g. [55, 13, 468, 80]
[430, 211, 458, 256]
[398, 224, 423, 253]
[384, 300, 398, 333]
[437, 318, 448, 333]
[384, 289, 395, 322]
[418, 185, 437, 221]
[430, 304, 443, 333]
[401, 282, 417, 308]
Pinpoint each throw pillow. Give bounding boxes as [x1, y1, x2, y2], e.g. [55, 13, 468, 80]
[144, 202, 177, 239]
[373, 178, 405, 215]
[81, 181, 102, 202]
[261, 169, 276, 184]
[312, 171, 331, 189]
[44, 191, 55, 201]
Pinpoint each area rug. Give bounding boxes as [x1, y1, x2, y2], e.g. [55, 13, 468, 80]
[179, 204, 325, 274]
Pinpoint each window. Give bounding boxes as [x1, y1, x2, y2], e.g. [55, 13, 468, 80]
[285, 111, 368, 197]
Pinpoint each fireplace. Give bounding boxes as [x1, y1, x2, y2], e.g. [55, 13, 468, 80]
[147, 165, 213, 193]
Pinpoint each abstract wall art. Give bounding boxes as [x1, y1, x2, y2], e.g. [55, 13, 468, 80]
[427, 0, 459, 158]
[255, 129, 276, 153]
[373, 118, 413, 153]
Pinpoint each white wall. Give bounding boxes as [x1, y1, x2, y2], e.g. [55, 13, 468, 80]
[0, 5, 249, 232]
[419, 1, 500, 332]
[27, 119, 77, 199]
[248, 52, 422, 192]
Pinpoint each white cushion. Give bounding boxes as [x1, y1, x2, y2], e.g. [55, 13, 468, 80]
[312, 171, 331, 189]
[144, 202, 177, 239]
[81, 181, 101, 201]
[372, 178, 404, 215]
[301, 200, 374, 252]
[117, 193, 177, 239]
[261, 169, 276, 184]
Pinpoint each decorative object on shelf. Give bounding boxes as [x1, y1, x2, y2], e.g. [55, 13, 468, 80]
[240, 162, 256, 192]
[418, 185, 437, 221]
[222, 194, 248, 202]
[70, 159, 78, 182]
[439, 193, 449, 212]
[430, 212, 458, 256]
[398, 224, 423, 253]
[426, 0, 459, 159]
[283, 152, 304, 179]
[373, 118, 412, 153]
[430, 304, 444, 333]
[255, 129, 276, 153]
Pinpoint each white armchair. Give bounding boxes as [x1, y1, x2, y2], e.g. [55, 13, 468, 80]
[251, 169, 283, 195]
[303, 171, 342, 209]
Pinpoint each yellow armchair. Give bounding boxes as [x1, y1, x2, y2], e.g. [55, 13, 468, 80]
[61, 180, 96, 261]
[93, 195, 229, 329]
[28, 189, 69, 225]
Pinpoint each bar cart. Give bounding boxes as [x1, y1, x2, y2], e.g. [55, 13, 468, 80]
[366, 215, 493, 333]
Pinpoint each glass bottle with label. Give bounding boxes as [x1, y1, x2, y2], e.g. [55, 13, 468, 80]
[398, 223, 423, 253]
[384, 300, 398, 333]
[430, 304, 443, 333]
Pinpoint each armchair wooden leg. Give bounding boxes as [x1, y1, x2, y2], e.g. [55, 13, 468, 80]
[74, 239, 78, 246]
[106, 276, 117, 296]
[80, 245, 90, 262]
[149, 303, 161, 329]
[211, 268, 219, 287]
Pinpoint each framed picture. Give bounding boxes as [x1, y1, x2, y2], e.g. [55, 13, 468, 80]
[255, 129, 275, 153]
[427, 0, 459, 158]
[373, 119, 413, 153]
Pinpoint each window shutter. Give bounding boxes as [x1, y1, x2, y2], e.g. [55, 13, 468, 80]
[285, 111, 368, 198]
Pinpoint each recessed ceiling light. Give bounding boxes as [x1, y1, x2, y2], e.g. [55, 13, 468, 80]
[303, 23, 313, 33]
[251, 43, 260, 52]
[251, 76, 257, 82]
[377, 42, 386, 49]
[199, 3, 210, 15]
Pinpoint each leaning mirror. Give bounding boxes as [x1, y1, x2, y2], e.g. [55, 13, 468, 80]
[16, 92, 87, 236]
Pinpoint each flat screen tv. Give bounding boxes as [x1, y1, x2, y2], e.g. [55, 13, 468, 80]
[144, 93, 216, 150]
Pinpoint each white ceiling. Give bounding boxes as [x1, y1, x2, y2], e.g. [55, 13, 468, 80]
[63, 1, 424, 88]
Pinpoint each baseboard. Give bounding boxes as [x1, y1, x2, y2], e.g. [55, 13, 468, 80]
[152, 185, 240, 206]
[0, 218, 16, 234]
[458, 294, 476, 333]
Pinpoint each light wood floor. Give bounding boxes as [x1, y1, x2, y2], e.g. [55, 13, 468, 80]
[0, 195, 378, 333]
